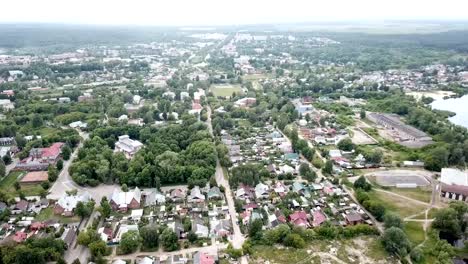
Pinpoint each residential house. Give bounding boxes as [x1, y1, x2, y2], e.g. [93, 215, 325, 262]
[61, 226, 77, 247]
[170, 189, 186, 202]
[11, 200, 29, 215]
[255, 183, 269, 199]
[110, 187, 142, 212]
[345, 212, 363, 225]
[188, 186, 205, 203]
[211, 219, 231, 237]
[13, 231, 27, 243]
[144, 189, 166, 206]
[311, 210, 326, 227]
[54, 192, 91, 216]
[235, 184, 255, 201]
[192, 222, 209, 238]
[193, 252, 215, 264]
[289, 211, 309, 228]
[207, 186, 223, 200]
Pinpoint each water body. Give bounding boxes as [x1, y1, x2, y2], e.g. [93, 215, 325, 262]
[431, 95, 468, 128]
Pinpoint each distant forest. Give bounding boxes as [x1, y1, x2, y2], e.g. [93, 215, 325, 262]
[0, 24, 468, 54]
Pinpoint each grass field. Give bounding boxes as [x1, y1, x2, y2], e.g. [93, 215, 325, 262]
[0, 171, 46, 197]
[367, 190, 427, 218]
[404, 222, 425, 246]
[250, 245, 320, 264]
[210, 84, 243, 97]
[387, 187, 432, 203]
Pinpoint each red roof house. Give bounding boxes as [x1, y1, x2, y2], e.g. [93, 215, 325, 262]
[289, 211, 309, 227]
[312, 211, 326, 227]
[13, 231, 27, 243]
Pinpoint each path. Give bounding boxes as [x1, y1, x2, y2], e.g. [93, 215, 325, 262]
[48, 130, 119, 202]
[374, 188, 440, 208]
[206, 106, 245, 249]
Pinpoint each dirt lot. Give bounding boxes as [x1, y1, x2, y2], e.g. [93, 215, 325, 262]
[250, 237, 395, 264]
[350, 127, 378, 145]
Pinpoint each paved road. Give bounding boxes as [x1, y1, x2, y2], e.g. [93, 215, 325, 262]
[48, 130, 119, 202]
[5, 158, 18, 175]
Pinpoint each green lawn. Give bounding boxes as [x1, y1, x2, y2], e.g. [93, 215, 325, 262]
[404, 222, 425, 246]
[0, 171, 47, 197]
[40, 127, 62, 137]
[35, 207, 81, 224]
[367, 190, 427, 218]
[210, 84, 243, 97]
[387, 187, 432, 203]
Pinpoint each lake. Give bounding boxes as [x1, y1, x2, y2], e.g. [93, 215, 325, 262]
[431, 95, 468, 128]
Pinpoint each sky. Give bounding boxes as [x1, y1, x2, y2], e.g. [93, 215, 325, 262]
[1, 0, 467, 26]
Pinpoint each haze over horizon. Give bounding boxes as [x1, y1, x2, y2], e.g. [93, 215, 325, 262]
[2, 0, 468, 26]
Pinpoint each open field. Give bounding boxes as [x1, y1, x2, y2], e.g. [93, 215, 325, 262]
[367, 190, 427, 218]
[250, 237, 394, 264]
[350, 127, 378, 145]
[387, 187, 432, 203]
[404, 222, 425, 245]
[0, 171, 47, 197]
[210, 84, 243, 97]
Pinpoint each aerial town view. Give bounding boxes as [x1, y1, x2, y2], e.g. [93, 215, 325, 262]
[0, 1, 468, 264]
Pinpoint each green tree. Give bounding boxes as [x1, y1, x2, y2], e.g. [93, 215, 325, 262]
[75, 201, 94, 219]
[360, 110, 366, 119]
[0, 160, 5, 178]
[283, 233, 305, 248]
[61, 145, 72, 160]
[89, 240, 108, 257]
[187, 231, 198, 243]
[56, 159, 64, 171]
[140, 225, 159, 249]
[160, 229, 179, 251]
[299, 163, 311, 176]
[31, 114, 43, 128]
[2, 154, 11, 165]
[248, 219, 264, 241]
[381, 227, 411, 257]
[99, 197, 112, 218]
[353, 176, 372, 191]
[384, 213, 403, 229]
[432, 208, 461, 239]
[337, 138, 354, 151]
[77, 229, 100, 246]
[48, 165, 59, 182]
[322, 160, 333, 175]
[424, 147, 449, 171]
[119, 230, 141, 254]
